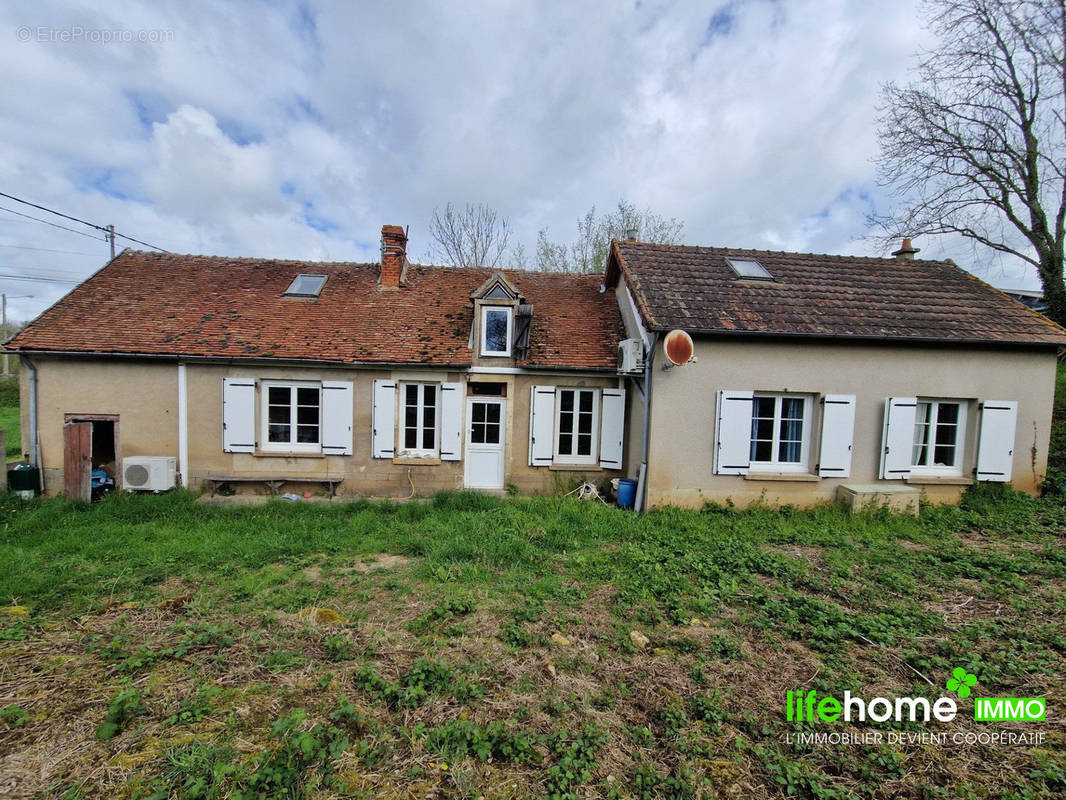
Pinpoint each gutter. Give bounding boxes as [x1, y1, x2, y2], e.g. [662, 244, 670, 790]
[4, 349, 618, 373]
[639, 327, 1065, 351]
[22, 354, 37, 471]
[634, 332, 660, 513]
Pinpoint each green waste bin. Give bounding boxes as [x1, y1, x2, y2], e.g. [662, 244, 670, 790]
[8, 463, 39, 498]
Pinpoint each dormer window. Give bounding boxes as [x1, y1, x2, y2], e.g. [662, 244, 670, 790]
[481, 306, 513, 357]
[284, 274, 327, 297]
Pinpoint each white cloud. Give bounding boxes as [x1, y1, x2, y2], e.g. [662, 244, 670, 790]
[0, 0, 1046, 322]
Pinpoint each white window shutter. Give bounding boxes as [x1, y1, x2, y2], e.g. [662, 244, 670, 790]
[879, 396, 917, 479]
[599, 387, 625, 469]
[372, 379, 396, 458]
[440, 382, 463, 461]
[321, 380, 354, 456]
[714, 390, 753, 475]
[222, 378, 256, 453]
[818, 394, 856, 478]
[976, 401, 1017, 482]
[529, 385, 556, 466]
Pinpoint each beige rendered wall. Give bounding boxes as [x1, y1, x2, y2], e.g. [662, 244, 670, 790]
[644, 338, 1058, 509]
[27, 357, 623, 498]
[187, 366, 623, 497]
[24, 357, 179, 494]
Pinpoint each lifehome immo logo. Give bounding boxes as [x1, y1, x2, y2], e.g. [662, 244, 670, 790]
[781, 668, 1047, 747]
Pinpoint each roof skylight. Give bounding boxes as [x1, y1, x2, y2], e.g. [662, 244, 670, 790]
[284, 274, 327, 297]
[726, 257, 773, 281]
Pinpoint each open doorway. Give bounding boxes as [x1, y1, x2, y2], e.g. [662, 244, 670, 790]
[63, 414, 119, 499]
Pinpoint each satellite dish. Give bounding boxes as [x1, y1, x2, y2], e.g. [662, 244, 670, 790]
[664, 329, 694, 366]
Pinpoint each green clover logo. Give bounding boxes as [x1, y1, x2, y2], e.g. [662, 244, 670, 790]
[946, 667, 977, 699]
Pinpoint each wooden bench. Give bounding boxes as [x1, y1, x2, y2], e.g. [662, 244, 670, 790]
[204, 474, 344, 497]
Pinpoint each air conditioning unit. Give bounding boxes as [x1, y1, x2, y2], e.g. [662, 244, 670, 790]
[617, 338, 645, 374]
[123, 456, 177, 492]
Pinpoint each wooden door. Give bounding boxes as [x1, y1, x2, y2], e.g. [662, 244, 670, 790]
[63, 421, 92, 501]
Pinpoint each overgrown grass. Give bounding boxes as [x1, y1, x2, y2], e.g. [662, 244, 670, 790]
[1, 363, 1064, 797]
[1, 485, 1064, 798]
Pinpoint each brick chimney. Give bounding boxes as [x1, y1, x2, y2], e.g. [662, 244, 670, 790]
[380, 224, 408, 288]
[892, 237, 920, 260]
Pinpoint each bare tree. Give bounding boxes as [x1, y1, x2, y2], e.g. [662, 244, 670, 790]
[428, 202, 513, 268]
[536, 200, 685, 273]
[873, 0, 1066, 323]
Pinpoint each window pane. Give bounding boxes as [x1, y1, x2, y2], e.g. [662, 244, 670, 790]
[578, 411, 593, 435]
[559, 411, 573, 434]
[423, 385, 437, 407]
[268, 423, 290, 442]
[405, 428, 417, 449]
[912, 403, 931, 466]
[751, 439, 773, 461]
[423, 427, 435, 449]
[577, 433, 592, 455]
[579, 391, 593, 413]
[297, 425, 318, 443]
[558, 433, 573, 455]
[268, 386, 290, 405]
[297, 405, 318, 425]
[297, 387, 318, 406]
[406, 384, 418, 404]
[405, 406, 418, 428]
[778, 440, 801, 463]
[484, 309, 509, 352]
[936, 403, 959, 425]
[423, 405, 435, 428]
[559, 391, 574, 412]
[268, 405, 290, 425]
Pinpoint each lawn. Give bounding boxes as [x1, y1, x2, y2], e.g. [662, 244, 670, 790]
[0, 487, 1064, 799]
[0, 377, 20, 459]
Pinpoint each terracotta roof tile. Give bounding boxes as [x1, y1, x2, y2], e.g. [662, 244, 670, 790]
[8, 250, 623, 369]
[610, 242, 1066, 346]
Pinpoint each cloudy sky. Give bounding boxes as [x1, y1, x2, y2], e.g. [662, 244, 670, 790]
[0, 0, 1042, 322]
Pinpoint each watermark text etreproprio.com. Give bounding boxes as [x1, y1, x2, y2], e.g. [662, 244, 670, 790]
[16, 25, 175, 44]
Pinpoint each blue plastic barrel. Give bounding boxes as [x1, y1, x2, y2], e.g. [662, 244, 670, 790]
[617, 478, 637, 509]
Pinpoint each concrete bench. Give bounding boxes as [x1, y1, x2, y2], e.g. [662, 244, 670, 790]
[204, 474, 344, 497]
[837, 484, 920, 516]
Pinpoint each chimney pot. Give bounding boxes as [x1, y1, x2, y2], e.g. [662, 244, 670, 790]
[380, 224, 408, 287]
[892, 237, 920, 260]
[625, 228, 638, 242]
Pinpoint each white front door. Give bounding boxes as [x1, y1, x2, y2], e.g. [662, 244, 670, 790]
[464, 398, 506, 489]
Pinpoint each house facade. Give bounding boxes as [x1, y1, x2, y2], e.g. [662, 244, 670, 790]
[8, 226, 628, 499]
[606, 239, 1066, 509]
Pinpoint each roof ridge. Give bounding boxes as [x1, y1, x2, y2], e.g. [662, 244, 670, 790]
[621, 241, 953, 266]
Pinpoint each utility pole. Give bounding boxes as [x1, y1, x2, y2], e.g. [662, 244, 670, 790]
[107, 224, 115, 259]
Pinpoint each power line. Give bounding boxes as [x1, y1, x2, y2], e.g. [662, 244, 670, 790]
[0, 273, 79, 285]
[0, 243, 101, 256]
[0, 205, 108, 242]
[0, 191, 170, 253]
[0, 190, 108, 232]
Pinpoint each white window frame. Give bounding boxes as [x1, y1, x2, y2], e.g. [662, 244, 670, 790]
[553, 387, 600, 465]
[260, 380, 322, 454]
[480, 305, 513, 357]
[748, 393, 813, 473]
[910, 398, 967, 476]
[399, 381, 440, 458]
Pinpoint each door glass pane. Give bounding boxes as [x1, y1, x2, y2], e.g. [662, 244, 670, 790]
[472, 423, 485, 444]
[485, 421, 500, 444]
[473, 404, 485, 423]
[487, 404, 500, 424]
